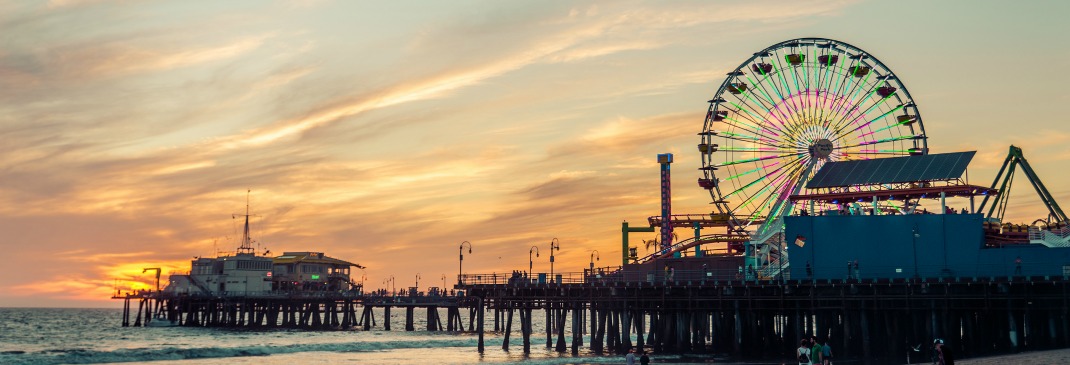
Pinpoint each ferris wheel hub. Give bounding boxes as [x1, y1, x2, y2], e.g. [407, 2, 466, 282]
[809, 139, 834, 160]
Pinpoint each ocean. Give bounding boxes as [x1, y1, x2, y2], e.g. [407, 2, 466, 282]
[0, 308, 752, 365]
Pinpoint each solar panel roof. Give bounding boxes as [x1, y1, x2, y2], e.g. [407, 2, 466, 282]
[806, 151, 976, 189]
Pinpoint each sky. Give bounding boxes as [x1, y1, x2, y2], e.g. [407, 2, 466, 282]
[1, 0, 1068, 307]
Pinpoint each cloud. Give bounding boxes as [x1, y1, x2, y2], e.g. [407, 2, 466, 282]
[0, 1, 876, 305]
[548, 112, 701, 160]
[205, 0, 860, 151]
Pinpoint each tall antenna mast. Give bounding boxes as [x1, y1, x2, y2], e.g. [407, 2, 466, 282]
[234, 189, 256, 255]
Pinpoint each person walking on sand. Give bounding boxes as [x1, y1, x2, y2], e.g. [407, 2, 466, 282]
[797, 339, 812, 365]
[640, 350, 650, 365]
[625, 347, 637, 365]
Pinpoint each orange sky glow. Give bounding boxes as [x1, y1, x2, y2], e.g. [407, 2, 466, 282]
[1, 0, 1068, 307]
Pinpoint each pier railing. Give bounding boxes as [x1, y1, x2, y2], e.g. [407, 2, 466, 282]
[459, 260, 1070, 286]
[459, 267, 758, 285]
[149, 290, 367, 299]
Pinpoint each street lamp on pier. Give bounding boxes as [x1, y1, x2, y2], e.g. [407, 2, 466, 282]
[458, 241, 472, 285]
[912, 225, 921, 279]
[549, 238, 560, 282]
[529, 246, 539, 278]
[441, 274, 446, 292]
[415, 273, 421, 293]
[590, 250, 600, 271]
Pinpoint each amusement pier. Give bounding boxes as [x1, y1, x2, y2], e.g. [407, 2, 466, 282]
[115, 38, 1070, 364]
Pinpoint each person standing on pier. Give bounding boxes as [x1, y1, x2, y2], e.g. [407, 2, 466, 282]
[820, 338, 833, 365]
[809, 336, 822, 365]
[797, 339, 812, 365]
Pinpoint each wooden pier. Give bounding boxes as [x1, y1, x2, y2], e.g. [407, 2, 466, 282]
[114, 292, 475, 331]
[458, 271, 1070, 364]
[116, 271, 1070, 364]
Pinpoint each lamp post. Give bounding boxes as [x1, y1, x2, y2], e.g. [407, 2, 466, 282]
[529, 246, 539, 278]
[458, 240, 472, 285]
[441, 274, 446, 293]
[549, 238, 560, 282]
[415, 273, 421, 293]
[590, 250, 600, 271]
[912, 225, 921, 279]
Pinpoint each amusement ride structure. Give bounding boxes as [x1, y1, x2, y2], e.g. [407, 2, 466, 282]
[631, 38, 928, 266]
[627, 37, 1068, 281]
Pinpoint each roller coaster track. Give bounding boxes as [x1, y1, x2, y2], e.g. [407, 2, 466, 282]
[635, 233, 749, 264]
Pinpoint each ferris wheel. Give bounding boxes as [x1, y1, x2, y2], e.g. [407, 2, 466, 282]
[698, 38, 928, 232]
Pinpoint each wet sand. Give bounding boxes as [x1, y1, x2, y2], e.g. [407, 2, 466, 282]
[907, 348, 1070, 364]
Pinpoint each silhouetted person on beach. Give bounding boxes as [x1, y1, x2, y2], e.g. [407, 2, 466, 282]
[934, 339, 954, 365]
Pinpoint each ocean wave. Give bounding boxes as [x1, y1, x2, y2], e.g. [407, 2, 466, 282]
[0, 338, 478, 365]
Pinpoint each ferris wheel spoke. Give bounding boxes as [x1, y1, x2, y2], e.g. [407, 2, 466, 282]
[714, 110, 783, 140]
[712, 127, 786, 146]
[789, 60, 812, 124]
[833, 134, 922, 150]
[736, 157, 811, 219]
[772, 55, 812, 133]
[748, 161, 809, 217]
[719, 146, 801, 153]
[713, 133, 794, 149]
[725, 99, 771, 128]
[732, 81, 779, 114]
[788, 73, 821, 141]
[744, 74, 796, 134]
[722, 159, 787, 182]
[763, 169, 810, 221]
[824, 70, 864, 129]
[827, 70, 876, 132]
[839, 149, 913, 156]
[833, 103, 904, 140]
[726, 95, 788, 137]
[817, 57, 846, 122]
[726, 98, 792, 140]
[858, 114, 916, 138]
[828, 79, 887, 137]
[826, 61, 866, 129]
[715, 151, 804, 168]
[722, 154, 806, 200]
